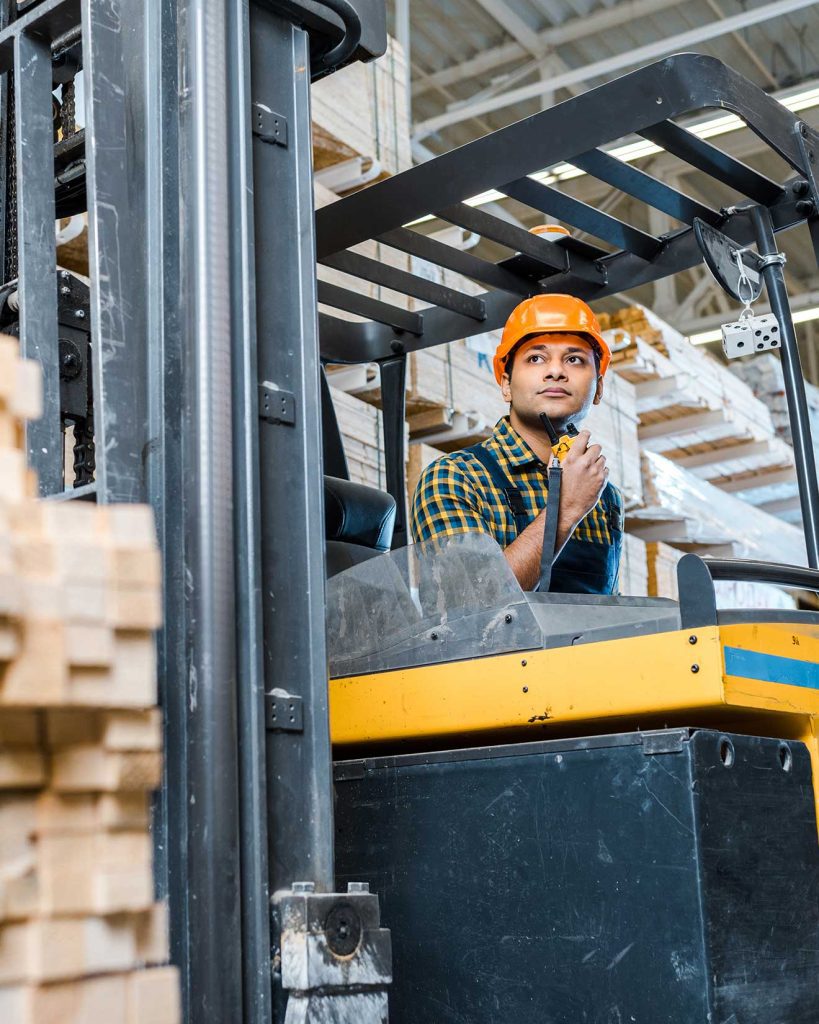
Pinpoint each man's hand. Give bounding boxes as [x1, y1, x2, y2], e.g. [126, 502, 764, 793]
[558, 429, 608, 532]
[503, 430, 608, 590]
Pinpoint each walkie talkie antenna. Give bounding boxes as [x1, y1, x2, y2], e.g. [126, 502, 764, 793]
[539, 412, 560, 447]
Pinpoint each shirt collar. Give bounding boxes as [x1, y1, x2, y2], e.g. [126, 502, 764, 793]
[490, 416, 541, 469]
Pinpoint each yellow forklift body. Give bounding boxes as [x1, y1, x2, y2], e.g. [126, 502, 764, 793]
[330, 621, 819, 820]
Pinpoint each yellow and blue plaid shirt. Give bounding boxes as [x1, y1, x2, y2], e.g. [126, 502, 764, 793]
[410, 417, 621, 551]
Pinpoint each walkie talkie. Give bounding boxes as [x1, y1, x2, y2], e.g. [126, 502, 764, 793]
[539, 413, 579, 462]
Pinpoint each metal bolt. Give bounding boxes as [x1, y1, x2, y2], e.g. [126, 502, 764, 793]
[430, 632, 438, 641]
[292, 881, 315, 893]
[691, 664, 700, 674]
[688, 635, 697, 645]
[347, 881, 370, 894]
[60, 270, 70, 280]
[793, 179, 810, 196]
[504, 613, 513, 624]
[522, 686, 528, 693]
[60, 285, 70, 296]
[800, 122, 809, 137]
[75, 308, 85, 319]
[796, 199, 815, 216]
[521, 659, 527, 667]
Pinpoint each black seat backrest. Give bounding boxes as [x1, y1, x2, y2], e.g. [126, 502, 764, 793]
[324, 475, 396, 578]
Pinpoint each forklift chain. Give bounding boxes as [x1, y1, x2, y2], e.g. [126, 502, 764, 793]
[72, 412, 96, 487]
[60, 78, 76, 138]
[4, 79, 17, 282]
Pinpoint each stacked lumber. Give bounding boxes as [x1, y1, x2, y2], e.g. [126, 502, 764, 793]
[730, 353, 819, 445]
[619, 533, 648, 596]
[331, 386, 409, 492]
[584, 373, 642, 510]
[312, 38, 410, 181]
[0, 336, 179, 1022]
[645, 541, 680, 600]
[599, 306, 796, 506]
[630, 450, 805, 567]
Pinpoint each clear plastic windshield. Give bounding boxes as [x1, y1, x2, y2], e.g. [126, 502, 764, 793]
[326, 533, 542, 678]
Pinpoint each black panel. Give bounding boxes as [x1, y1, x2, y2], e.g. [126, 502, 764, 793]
[335, 729, 819, 1023]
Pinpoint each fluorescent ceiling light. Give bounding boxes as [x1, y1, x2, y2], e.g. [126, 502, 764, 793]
[689, 305, 819, 345]
[406, 83, 819, 227]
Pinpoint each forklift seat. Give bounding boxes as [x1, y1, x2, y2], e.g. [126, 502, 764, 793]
[324, 476, 396, 578]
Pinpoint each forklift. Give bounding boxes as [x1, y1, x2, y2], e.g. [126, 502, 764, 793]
[2, 0, 819, 1021]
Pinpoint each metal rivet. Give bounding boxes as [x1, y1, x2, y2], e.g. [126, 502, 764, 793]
[688, 635, 697, 645]
[430, 632, 438, 641]
[521, 659, 527, 667]
[691, 664, 700, 673]
[75, 308, 85, 319]
[504, 614, 513, 623]
[522, 686, 528, 693]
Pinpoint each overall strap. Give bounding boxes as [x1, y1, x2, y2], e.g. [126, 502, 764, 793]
[465, 443, 530, 536]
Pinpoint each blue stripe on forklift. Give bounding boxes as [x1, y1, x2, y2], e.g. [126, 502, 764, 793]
[724, 646, 819, 690]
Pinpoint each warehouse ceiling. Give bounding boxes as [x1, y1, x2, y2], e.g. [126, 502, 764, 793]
[386, 0, 819, 368]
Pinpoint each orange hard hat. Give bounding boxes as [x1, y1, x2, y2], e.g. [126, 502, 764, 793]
[493, 294, 611, 384]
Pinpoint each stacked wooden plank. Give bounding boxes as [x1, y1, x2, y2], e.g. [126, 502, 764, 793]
[619, 533, 649, 596]
[0, 336, 179, 1022]
[312, 38, 410, 181]
[630, 449, 805, 567]
[600, 307, 796, 508]
[331, 386, 410, 492]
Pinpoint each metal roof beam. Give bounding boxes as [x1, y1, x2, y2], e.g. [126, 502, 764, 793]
[411, 0, 681, 98]
[473, 0, 545, 58]
[414, 0, 819, 139]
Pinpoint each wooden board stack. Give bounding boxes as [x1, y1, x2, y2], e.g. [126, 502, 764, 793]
[599, 306, 797, 509]
[0, 336, 180, 1023]
[312, 37, 411, 181]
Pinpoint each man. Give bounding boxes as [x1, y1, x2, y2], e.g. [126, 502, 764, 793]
[410, 293, 622, 593]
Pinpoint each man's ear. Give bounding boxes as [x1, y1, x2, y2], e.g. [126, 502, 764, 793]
[592, 374, 604, 406]
[501, 370, 512, 403]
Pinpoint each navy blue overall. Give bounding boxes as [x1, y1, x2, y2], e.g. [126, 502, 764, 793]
[466, 444, 622, 595]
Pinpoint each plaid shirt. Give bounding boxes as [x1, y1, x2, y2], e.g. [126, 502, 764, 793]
[410, 417, 621, 551]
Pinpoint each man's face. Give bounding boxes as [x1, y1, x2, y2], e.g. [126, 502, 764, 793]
[501, 333, 603, 432]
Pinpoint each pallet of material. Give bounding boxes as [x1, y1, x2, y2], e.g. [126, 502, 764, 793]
[331, 385, 409, 492]
[600, 305, 801, 505]
[311, 37, 410, 180]
[730, 353, 819, 449]
[629, 450, 806, 567]
[0, 336, 180, 1022]
[620, 533, 649, 596]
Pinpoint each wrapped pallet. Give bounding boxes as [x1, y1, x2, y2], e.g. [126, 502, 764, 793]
[311, 37, 410, 179]
[645, 541, 680, 600]
[619, 533, 648, 596]
[331, 387, 388, 491]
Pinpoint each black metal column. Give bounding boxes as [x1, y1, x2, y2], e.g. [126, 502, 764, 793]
[379, 355, 408, 547]
[227, 1, 273, 1022]
[250, 1, 335, 908]
[751, 204, 819, 566]
[14, 26, 61, 494]
[83, 0, 149, 503]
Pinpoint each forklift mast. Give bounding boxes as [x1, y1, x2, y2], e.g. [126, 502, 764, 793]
[0, 1, 388, 1022]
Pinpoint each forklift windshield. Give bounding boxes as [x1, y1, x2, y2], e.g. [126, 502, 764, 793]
[326, 532, 683, 677]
